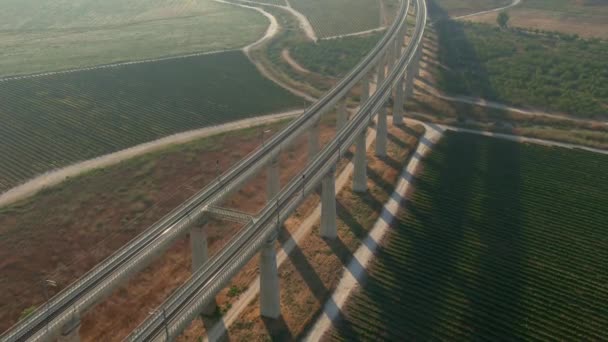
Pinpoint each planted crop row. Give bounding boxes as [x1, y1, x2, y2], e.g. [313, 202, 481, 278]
[0, 51, 304, 194]
[328, 132, 608, 341]
[290, 0, 382, 38]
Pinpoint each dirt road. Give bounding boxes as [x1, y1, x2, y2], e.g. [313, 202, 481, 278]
[0, 110, 303, 208]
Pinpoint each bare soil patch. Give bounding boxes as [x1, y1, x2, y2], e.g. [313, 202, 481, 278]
[465, 8, 608, 38]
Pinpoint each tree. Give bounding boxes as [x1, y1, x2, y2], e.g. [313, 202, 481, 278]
[497, 11, 510, 29]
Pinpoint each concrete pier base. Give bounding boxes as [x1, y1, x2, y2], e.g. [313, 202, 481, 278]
[375, 107, 387, 157]
[309, 121, 320, 160]
[267, 155, 280, 200]
[320, 167, 337, 239]
[260, 237, 280, 319]
[393, 77, 405, 126]
[353, 131, 367, 193]
[57, 315, 80, 342]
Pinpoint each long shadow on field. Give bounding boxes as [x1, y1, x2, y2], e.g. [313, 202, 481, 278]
[276, 228, 359, 341]
[469, 134, 524, 338]
[331, 128, 483, 339]
[425, 1, 499, 100]
[261, 315, 292, 341]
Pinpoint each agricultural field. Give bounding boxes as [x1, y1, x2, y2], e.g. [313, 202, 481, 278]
[289, 32, 383, 77]
[431, 0, 511, 17]
[290, 0, 382, 38]
[462, 0, 608, 38]
[328, 132, 608, 341]
[0, 50, 304, 194]
[0, 0, 268, 76]
[434, 20, 608, 119]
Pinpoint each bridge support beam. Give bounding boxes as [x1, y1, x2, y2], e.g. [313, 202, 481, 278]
[337, 100, 348, 131]
[353, 130, 367, 193]
[393, 76, 405, 126]
[309, 120, 320, 160]
[375, 61, 388, 157]
[190, 225, 216, 315]
[260, 236, 280, 319]
[58, 315, 80, 342]
[320, 166, 337, 239]
[267, 155, 280, 200]
[361, 75, 370, 103]
[190, 226, 209, 273]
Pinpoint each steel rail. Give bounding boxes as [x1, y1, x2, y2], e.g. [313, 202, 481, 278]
[1, 0, 413, 341]
[127, 0, 427, 339]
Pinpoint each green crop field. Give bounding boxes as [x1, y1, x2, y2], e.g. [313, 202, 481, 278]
[290, 32, 383, 77]
[328, 132, 608, 340]
[0, 50, 304, 193]
[290, 0, 382, 38]
[0, 0, 268, 77]
[432, 0, 511, 17]
[434, 21, 608, 119]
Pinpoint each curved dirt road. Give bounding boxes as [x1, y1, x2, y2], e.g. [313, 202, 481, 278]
[453, 0, 522, 20]
[416, 81, 608, 126]
[226, 0, 318, 41]
[0, 110, 303, 208]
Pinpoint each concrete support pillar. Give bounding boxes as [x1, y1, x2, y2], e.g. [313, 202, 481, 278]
[360, 75, 370, 103]
[320, 166, 337, 239]
[309, 120, 320, 160]
[394, 38, 401, 63]
[337, 100, 348, 131]
[353, 130, 367, 193]
[404, 61, 415, 103]
[393, 76, 405, 126]
[375, 61, 388, 157]
[58, 315, 80, 342]
[190, 224, 216, 315]
[375, 105, 388, 157]
[413, 48, 422, 78]
[190, 225, 209, 273]
[260, 235, 280, 319]
[376, 57, 386, 93]
[267, 155, 280, 200]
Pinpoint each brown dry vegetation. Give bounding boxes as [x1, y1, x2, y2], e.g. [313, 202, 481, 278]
[454, 0, 608, 39]
[0, 113, 346, 339]
[199, 124, 424, 341]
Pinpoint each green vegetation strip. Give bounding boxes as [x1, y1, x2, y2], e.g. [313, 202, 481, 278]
[290, 33, 383, 78]
[329, 132, 608, 341]
[0, 50, 304, 193]
[289, 0, 381, 38]
[434, 21, 608, 119]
